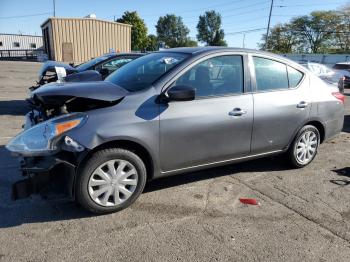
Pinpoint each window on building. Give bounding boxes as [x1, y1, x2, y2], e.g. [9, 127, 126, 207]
[30, 43, 36, 48]
[0, 41, 3, 47]
[13, 42, 20, 48]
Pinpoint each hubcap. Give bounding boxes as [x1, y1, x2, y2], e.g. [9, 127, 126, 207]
[295, 131, 318, 165]
[88, 159, 138, 207]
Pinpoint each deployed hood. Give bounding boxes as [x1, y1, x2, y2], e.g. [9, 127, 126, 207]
[31, 81, 129, 111]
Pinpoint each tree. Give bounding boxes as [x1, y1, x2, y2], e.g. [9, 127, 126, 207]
[117, 11, 148, 51]
[259, 23, 300, 53]
[196, 10, 227, 46]
[290, 11, 340, 53]
[156, 14, 191, 47]
[146, 34, 158, 51]
[333, 5, 350, 53]
[183, 38, 198, 47]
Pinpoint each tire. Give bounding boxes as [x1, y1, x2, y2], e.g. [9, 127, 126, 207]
[288, 125, 320, 168]
[76, 148, 147, 214]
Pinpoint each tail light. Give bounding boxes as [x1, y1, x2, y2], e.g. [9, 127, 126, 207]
[332, 92, 345, 104]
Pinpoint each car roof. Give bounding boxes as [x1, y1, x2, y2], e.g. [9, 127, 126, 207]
[100, 52, 144, 59]
[157, 46, 294, 61]
[335, 62, 350, 65]
[157, 46, 265, 54]
[156, 46, 305, 70]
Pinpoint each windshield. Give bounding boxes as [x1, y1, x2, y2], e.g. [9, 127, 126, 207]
[105, 52, 189, 92]
[75, 55, 112, 71]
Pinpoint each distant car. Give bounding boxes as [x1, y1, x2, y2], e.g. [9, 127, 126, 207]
[300, 62, 349, 93]
[333, 62, 350, 71]
[7, 47, 345, 214]
[31, 53, 144, 90]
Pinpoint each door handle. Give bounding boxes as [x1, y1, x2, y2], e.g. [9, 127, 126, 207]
[229, 108, 247, 116]
[297, 101, 308, 108]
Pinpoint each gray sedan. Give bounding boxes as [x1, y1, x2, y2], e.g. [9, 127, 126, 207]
[6, 47, 345, 214]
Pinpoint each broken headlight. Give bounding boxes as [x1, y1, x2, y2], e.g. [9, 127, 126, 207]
[6, 113, 87, 156]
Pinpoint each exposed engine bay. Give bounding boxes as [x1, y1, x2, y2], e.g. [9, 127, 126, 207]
[26, 81, 128, 123]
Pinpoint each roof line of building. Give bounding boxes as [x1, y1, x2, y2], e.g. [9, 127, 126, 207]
[40, 17, 133, 28]
[0, 33, 42, 37]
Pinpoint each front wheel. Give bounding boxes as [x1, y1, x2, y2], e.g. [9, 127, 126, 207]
[76, 148, 147, 214]
[288, 125, 320, 168]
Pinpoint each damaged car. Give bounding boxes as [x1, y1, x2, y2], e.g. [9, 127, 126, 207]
[6, 47, 345, 214]
[31, 52, 144, 90]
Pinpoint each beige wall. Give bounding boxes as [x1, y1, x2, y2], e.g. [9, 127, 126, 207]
[42, 18, 132, 62]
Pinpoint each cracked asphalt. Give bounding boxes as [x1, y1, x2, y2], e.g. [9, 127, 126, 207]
[0, 61, 350, 261]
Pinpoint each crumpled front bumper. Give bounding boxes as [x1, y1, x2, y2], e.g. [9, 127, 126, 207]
[13, 154, 77, 200]
[11, 111, 82, 201]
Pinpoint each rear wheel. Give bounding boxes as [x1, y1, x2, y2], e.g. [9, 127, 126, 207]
[76, 148, 147, 214]
[288, 125, 320, 168]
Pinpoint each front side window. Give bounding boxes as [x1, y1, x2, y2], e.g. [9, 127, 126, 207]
[101, 58, 134, 72]
[172, 55, 244, 98]
[106, 52, 189, 92]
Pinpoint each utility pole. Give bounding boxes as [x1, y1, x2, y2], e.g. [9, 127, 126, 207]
[53, 0, 56, 17]
[265, 0, 274, 50]
[242, 34, 246, 48]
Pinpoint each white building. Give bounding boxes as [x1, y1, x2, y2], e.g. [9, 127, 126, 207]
[0, 33, 43, 50]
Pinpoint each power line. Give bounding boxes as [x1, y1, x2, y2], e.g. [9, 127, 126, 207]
[142, 0, 266, 17]
[275, 2, 346, 8]
[226, 27, 267, 35]
[0, 12, 51, 19]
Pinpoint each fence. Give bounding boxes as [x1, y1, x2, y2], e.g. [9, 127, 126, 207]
[0, 49, 46, 61]
[282, 54, 350, 66]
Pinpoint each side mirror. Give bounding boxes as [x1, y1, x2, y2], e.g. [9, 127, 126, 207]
[167, 85, 195, 101]
[99, 68, 110, 77]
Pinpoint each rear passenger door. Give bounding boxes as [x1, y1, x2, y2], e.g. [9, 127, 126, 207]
[250, 55, 311, 154]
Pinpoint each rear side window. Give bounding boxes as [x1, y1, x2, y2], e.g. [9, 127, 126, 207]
[253, 57, 289, 91]
[287, 66, 303, 88]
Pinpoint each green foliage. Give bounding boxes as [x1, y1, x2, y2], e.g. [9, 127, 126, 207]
[145, 34, 158, 51]
[259, 23, 300, 53]
[117, 11, 148, 51]
[196, 10, 227, 46]
[260, 10, 348, 54]
[156, 14, 193, 47]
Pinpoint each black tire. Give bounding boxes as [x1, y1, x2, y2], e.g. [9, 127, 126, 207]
[76, 148, 147, 214]
[288, 125, 320, 168]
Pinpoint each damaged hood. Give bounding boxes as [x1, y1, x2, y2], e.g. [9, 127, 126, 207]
[38, 60, 78, 78]
[32, 81, 129, 107]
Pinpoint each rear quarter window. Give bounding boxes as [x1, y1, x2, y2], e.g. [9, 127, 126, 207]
[287, 66, 304, 88]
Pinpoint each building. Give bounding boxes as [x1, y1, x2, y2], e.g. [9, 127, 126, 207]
[0, 33, 43, 50]
[41, 17, 132, 63]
